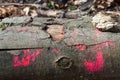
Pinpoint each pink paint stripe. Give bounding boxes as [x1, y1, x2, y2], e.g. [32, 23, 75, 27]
[76, 44, 86, 51]
[84, 52, 104, 73]
[13, 49, 43, 67]
[52, 47, 60, 55]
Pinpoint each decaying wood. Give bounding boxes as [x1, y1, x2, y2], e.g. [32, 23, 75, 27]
[46, 24, 64, 41]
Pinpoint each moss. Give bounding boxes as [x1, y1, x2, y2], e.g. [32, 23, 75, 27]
[0, 23, 13, 30]
[0, 24, 4, 29]
[47, 3, 54, 8]
[69, 6, 76, 10]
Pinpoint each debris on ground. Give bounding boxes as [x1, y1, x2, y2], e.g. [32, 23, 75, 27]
[0, 0, 119, 33]
[92, 11, 120, 32]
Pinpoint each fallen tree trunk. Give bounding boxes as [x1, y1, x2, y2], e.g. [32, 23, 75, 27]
[0, 16, 120, 80]
[0, 42, 120, 80]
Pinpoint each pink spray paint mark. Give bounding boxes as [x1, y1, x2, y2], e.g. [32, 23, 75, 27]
[31, 49, 42, 61]
[52, 47, 60, 54]
[95, 29, 102, 37]
[84, 52, 104, 73]
[76, 44, 86, 51]
[93, 41, 115, 51]
[13, 49, 43, 67]
[92, 29, 102, 40]
[17, 27, 29, 32]
[102, 41, 115, 47]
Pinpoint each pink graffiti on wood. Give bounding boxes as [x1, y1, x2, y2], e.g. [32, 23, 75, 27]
[17, 27, 29, 32]
[93, 41, 115, 51]
[95, 29, 102, 37]
[84, 52, 104, 73]
[101, 41, 115, 47]
[52, 47, 60, 54]
[76, 44, 86, 51]
[75, 42, 115, 52]
[92, 29, 102, 40]
[74, 41, 115, 73]
[13, 49, 43, 67]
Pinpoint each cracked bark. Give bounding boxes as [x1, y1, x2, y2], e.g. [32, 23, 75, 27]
[0, 16, 120, 80]
[0, 16, 120, 49]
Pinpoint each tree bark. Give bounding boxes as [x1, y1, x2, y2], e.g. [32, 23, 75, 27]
[0, 16, 120, 80]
